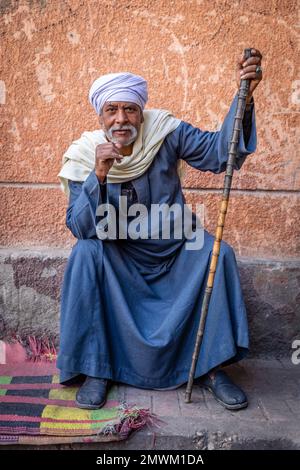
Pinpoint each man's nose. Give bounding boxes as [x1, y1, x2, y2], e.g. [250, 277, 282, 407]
[115, 109, 128, 125]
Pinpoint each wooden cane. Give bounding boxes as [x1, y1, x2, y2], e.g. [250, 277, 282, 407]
[184, 48, 253, 403]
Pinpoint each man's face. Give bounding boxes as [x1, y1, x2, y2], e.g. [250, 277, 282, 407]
[99, 101, 144, 147]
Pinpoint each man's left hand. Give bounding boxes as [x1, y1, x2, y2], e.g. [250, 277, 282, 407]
[236, 48, 263, 103]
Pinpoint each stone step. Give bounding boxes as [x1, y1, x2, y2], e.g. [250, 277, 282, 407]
[0, 248, 299, 357]
[2, 359, 300, 450]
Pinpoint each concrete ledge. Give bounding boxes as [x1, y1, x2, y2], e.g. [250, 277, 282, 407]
[0, 247, 299, 357]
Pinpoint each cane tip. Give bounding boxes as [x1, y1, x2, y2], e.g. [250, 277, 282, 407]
[244, 48, 253, 59]
[184, 394, 191, 404]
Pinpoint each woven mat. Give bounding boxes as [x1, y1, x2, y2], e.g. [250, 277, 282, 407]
[0, 362, 155, 445]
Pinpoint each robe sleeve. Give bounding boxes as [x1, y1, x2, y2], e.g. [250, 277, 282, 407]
[65, 169, 107, 239]
[177, 94, 257, 173]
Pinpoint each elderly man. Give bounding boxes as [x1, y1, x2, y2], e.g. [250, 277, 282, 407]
[57, 49, 262, 411]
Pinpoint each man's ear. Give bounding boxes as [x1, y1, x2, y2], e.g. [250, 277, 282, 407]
[141, 111, 144, 124]
[98, 115, 104, 128]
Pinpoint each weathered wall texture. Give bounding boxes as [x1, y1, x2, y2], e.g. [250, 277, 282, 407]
[1, 248, 299, 356]
[0, 0, 299, 260]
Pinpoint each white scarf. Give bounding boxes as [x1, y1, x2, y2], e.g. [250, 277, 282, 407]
[58, 109, 182, 196]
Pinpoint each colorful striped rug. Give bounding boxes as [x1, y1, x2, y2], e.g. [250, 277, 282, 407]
[0, 362, 157, 445]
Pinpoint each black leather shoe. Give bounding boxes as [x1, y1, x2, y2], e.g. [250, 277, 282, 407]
[75, 376, 109, 409]
[197, 370, 248, 410]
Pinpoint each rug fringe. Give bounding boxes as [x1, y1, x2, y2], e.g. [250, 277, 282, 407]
[27, 336, 57, 362]
[101, 402, 164, 438]
[1, 335, 57, 363]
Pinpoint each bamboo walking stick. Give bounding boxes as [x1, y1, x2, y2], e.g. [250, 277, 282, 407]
[184, 48, 253, 403]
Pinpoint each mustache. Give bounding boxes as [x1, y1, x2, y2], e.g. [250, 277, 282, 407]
[105, 124, 138, 146]
[110, 125, 135, 132]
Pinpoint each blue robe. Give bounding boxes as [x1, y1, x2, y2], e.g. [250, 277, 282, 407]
[57, 94, 257, 389]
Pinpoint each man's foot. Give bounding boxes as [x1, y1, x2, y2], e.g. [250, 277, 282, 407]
[197, 370, 248, 410]
[75, 376, 109, 409]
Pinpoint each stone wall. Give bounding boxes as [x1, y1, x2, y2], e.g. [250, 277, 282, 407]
[1, 248, 299, 356]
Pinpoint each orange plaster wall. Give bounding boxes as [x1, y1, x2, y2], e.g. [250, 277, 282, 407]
[0, 0, 299, 258]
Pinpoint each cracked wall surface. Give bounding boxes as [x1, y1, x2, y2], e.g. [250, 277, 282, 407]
[0, 0, 299, 258]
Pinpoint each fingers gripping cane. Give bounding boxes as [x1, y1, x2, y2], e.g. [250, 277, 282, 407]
[184, 48, 253, 404]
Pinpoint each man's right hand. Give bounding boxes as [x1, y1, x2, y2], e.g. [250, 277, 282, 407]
[95, 142, 124, 183]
